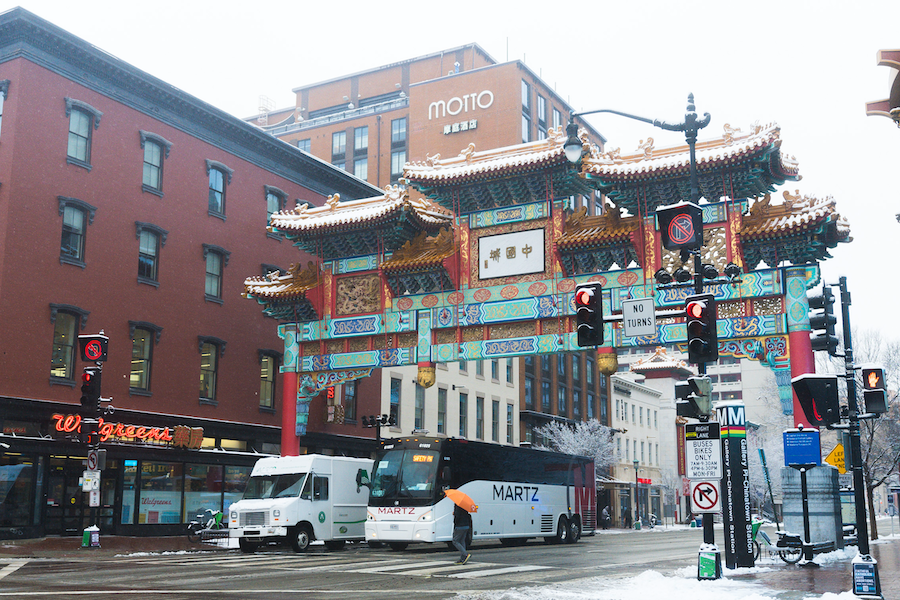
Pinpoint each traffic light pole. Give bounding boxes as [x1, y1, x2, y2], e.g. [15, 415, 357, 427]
[838, 276, 882, 597]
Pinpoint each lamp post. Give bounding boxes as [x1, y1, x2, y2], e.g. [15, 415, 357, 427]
[565, 96, 721, 577]
[633, 459, 640, 528]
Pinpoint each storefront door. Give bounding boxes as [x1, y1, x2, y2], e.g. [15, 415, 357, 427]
[45, 458, 118, 536]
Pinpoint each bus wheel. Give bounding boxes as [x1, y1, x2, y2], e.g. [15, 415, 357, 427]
[567, 517, 581, 544]
[291, 525, 313, 552]
[389, 542, 409, 551]
[547, 516, 569, 544]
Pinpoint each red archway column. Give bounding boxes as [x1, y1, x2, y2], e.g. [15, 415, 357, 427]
[789, 330, 816, 428]
[281, 371, 299, 456]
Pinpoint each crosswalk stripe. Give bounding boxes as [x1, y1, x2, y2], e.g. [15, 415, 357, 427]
[0, 560, 27, 581]
[348, 560, 450, 573]
[448, 565, 550, 578]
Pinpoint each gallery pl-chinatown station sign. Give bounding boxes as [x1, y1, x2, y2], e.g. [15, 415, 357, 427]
[52, 413, 203, 449]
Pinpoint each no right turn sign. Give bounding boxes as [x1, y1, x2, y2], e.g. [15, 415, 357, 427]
[690, 480, 721, 513]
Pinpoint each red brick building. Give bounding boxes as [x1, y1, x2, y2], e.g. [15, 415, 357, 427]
[0, 8, 380, 539]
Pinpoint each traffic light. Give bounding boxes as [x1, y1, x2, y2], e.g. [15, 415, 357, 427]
[791, 374, 842, 426]
[80, 366, 102, 414]
[861, 365, 887, 415]
[685, 293, 718, 364]
[808, 285, 838, 355]
[574, 282, 604, 347]
[675, 376, 712, 420]
[80, 417, 100, 447]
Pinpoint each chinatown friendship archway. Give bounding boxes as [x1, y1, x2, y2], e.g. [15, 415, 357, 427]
[244, 123, 850, 456]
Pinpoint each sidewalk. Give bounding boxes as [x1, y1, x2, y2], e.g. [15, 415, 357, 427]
[0, 534, 225, 558]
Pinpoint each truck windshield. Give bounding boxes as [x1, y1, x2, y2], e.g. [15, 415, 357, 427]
[242, 472, 307, 499]
[370, 449, 439, 506]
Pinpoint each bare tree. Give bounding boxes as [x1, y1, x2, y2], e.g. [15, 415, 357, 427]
[535, 419, 619, 471]
[746, 369, 793, 521]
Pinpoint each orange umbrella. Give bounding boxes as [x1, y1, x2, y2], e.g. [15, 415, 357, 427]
[445, 488, 477, 513]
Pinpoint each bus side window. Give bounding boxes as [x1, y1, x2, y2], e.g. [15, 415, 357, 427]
[314, 476, 329, 501]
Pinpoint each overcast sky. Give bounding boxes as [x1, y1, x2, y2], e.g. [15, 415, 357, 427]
[6, 0, 900, 337]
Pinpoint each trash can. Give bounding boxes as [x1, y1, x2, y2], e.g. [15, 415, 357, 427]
[634, 520, 641, 530]
[81, 525, 100, 548]
[695, 516, 703, 528]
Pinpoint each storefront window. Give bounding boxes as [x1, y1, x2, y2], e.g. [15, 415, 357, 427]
[184, 464, 223, 520]
[138, 461, 182, 524]
[224, 465, 252, 512]
[121, 460, 137, 524]
[0, 456, 35, 528]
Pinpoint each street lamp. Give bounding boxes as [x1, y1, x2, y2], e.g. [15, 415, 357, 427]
[633, 459, 639, 528]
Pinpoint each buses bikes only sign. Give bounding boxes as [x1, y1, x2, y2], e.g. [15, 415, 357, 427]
[685, 422, 722, 479]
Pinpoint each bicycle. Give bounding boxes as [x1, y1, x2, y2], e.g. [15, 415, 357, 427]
[750, 520, 806, 564]
[187, 508, 226, 543]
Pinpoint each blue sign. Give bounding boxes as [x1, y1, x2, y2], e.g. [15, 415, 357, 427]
[783, 429, 821, 466]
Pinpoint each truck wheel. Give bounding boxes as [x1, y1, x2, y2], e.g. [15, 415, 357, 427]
[388, 542, 408, 551]
[325, 540, 345, 551]
[291, 525, 313, 552]
[238, 538, 258, 553]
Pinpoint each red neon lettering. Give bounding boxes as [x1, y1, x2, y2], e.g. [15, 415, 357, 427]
[53, 414, 176, 445]
[99, 422, 114, 442]
[125, 425, 136, 437]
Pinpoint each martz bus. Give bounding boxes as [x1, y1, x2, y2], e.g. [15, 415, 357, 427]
[365, 437, 595, 550]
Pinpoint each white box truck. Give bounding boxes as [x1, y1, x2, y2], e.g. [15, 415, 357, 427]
[229, 454, 372, 553]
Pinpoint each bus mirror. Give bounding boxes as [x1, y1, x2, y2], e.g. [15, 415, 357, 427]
[356, 468, 370, 492]
[440, 466, 451, 486]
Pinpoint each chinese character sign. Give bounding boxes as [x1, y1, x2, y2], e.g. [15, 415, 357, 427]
[477, 229, 544, 280]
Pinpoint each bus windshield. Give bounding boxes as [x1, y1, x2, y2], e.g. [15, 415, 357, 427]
[242, 472, 307, 499]
[370, 449, 439, 506]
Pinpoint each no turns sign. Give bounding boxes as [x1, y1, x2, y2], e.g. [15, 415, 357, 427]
[690, 480, 721, 513]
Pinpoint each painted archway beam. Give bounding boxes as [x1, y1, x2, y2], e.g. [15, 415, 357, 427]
[295, 368, 372, 437]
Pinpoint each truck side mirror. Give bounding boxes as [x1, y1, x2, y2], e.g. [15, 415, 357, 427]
[356, 468, 370, 492]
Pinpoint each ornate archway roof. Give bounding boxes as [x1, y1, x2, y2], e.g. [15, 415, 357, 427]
[243, 262, 322, 321]
[740, 191, 851, 269]
[575, 122, 800, 216]
[403, 128, 601, 214]
[269, 186, 453, 261]
[557, 205, 642, 275]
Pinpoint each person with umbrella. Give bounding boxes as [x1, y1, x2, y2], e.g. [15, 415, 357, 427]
[445, 488, 475, 564]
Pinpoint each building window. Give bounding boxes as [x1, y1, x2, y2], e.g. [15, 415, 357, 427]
[557, 384, 567, 416]
[390, 150, 406, 182]
[522, 115, 531, 143]
[65, 98, 102, 169]
[297, 139, 311, 152]
[476, 360, 484, 377]
[202, 244, 230, 303]
[506, 359, 513, 383]
[265, 185, 286, 227]
[506, 404, 513, 444]
[354, 158, 368, 180]
[415, 384, 425, 429]
[437, 388, 447, 434]
[459, 360, 467, 373]
[587, 392, 595, 419]
[139, 131, 172, 195]
[259, 351, 280, 410]
[476, 397, 484, 440]
[552, 108, 562, 131]
[0, 80, 8, 139]
[525, 373, 535, 410]
[354, 126, 368, 155]
[541, 380, 551, 411]
[459, 392, 468, 437]
[332, 131, 346, 160]
[130, 327, 154, 392]
[391, 118, 407, 146]
[491, 400, 499, 442]
[521, 80, 531, 113]
[573, 389, 581, 418]
[205, 160, 233, 219]
[198, 337, 225, 404]
[491, 359, 499, 381]
[390, 377, 401, 426]
[60, 205, 86, 264]
[135, 222, 167, 286]
[49, 305, 87, 381]
[640, 406, 644, 426]
[344, 380, 358, 421]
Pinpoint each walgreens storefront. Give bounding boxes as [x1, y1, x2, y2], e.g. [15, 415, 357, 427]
[1, 397, 279, 539]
